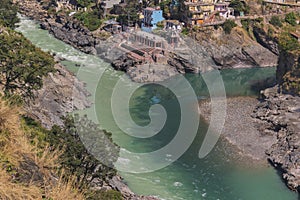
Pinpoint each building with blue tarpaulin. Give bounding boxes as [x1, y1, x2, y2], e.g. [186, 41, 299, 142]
[141, 7, 165, 32]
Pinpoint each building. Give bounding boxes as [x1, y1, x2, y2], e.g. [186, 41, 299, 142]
[141, 7, 165, 32]
[214, 2, 234, 19]
[180, 0, 215, 26]
[130, 31, 167, 48]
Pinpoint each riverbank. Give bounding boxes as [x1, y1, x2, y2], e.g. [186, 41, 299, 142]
[199, 97, 277, 164]
[199, 91, 300, 192]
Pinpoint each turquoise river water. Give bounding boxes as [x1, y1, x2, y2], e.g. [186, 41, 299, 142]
[16, 16, 299, 200]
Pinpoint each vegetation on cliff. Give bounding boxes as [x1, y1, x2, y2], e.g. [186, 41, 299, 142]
[0, 27, 55, 98]
[0, 99, 85, 200]
[0, 97, 122, 200]
[0, 0, 20, 29]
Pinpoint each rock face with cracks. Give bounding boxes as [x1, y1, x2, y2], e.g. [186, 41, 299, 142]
[252, 87, 300, 192]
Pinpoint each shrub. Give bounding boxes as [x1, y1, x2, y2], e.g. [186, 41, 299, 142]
[86, 190, 123, 200]
[270, 16, 282, 27]
[223, 20, 237, 34]
[285, 12, 297, 26]
[0, 0, 20, 29]
[278, 32, 300, 51]
[0, 28, 55, 98]
[181, 27, 189, 35]
[75, 10, 103, 31]
[229, 0, 250, 16]
[241, 19, 250, 31]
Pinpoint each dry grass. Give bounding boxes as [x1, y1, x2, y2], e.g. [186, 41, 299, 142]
[46, 171, 85, 200]
[0, 98, 85, 200]
[0, 168, 42, 200]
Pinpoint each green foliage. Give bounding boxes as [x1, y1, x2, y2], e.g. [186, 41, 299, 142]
[24, 114, 120, 196]
[223, 20, 237, 34]
[46, 115, 119, 188]
[117, 0, 140, 26]
[75, 10, 103, 31]
[76, 0, 95, 8]
[181, 27, 189, 36]
[0, 0, 20, 29]
[23, 114, 121, 199]
[0, 28, 55, 98]
[160, 0, 171, 19]
[270, 16, 282, 27]
[156, 21, 164, 29]
[285, 12, 297, 26]
[86, 190, 122, 200]
[229, 0, 250, 16]
[267, 26, 274, 37]
[241, 19, 250, 31]
[279, 32, 300, 52]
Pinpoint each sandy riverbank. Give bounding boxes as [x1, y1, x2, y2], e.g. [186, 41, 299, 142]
[199, 97, 277, 165]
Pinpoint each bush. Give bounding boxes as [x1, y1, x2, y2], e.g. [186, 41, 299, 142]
[229, 0, 250, 16]
[0, 28, 55, 98]
[279, 32, 300, 51]
[181, 27, 189, 35]
[75, 10, 103, 31]
[270, 16, 282, 27]
[223, 20, 237, 34]
[86, 190, 122, 200]
[0, 0, 20, 29]
[285, 12, 297, 26]
[241, 19, 250, 31]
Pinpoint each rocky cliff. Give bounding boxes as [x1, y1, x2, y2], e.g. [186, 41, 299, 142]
[191, 27, 279, 69]
[252, 87, 300, 192]
[25, 63, 91, 129]
[277, 50, 300, 95]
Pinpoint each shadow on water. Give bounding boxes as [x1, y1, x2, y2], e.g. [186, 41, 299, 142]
[248, 76, 277, 95]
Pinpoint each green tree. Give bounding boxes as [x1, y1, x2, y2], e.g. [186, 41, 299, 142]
[117, 0, 141, 26]
[0, 0, 20, 29]
[223, 20, 237, 34]
[229, 0, 250, 16]
[278, 31, 300, 52]
[46, 115, 119, 188]
[270, 16, 282, 27]
[285, 12, 297, 26]
[0, 28, 55, 98]
[75, 9, 104, 31]
[76, 0, 95, 8]
[160, 0, 171, 19]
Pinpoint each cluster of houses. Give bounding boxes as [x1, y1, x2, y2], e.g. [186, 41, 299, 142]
[179, 0, 234, 26]
[56, 0, 235, 30]
[140, 0, 235, 30]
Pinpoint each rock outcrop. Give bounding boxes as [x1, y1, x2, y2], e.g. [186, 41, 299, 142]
[253, 26, 279, 55]
[25, 63, 91, 129]
[41, 15, 97, 55]
[192, 27, 279, 68]
[16, 0, 97, 55]
[277, 50, 300, 95]
[252, 87, 300, 192]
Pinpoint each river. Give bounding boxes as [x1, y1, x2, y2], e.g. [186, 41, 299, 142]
[16, 16, 298, 200]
